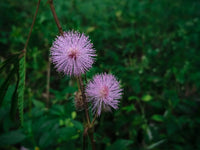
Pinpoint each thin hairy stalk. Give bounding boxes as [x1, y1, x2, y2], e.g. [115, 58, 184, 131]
[24, 0, 41, 52]
[48, 0, 63, 35]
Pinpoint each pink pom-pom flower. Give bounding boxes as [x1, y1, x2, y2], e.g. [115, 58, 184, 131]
[50, 31, 96, 76]
[86, 73, 122, 116]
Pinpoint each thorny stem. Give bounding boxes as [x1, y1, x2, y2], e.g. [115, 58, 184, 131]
[48, 0, 63, 35]
[24, 0, 41, 52]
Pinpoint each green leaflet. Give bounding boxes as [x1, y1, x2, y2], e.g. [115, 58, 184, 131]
[106, 139, 133, 150]
[0, 54, 22, 123]
[17, 56, 26, 127]
[0, 129, 26, 145]
[147, 139, 167, 149]
[10, 72, 19, 121]
[0, 66, 18, 106]
[0, 54, 20, 106]
[0, 54, 19, 73]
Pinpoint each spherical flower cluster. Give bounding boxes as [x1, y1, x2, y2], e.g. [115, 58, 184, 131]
[50, 31, 96, 76]
[86, 73, 122, 116]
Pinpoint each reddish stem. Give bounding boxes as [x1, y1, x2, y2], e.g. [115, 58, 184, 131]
[48, 0, 63, 35]
[78, 76, 91, 124]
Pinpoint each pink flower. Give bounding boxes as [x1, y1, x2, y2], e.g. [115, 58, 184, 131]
[50, 31, 96, 76]
[86, 73, 122, 116]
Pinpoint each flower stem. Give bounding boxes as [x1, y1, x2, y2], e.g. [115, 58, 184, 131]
[48, 0, 63, 35]
[78, 75, 96, 150]
[78, 76, 90, 124]
[91, 112, 97, 126]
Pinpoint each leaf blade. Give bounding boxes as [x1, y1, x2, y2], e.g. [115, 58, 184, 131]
[0, 67, 17, 106]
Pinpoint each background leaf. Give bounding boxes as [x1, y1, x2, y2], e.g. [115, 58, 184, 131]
[0, 130, 26, 145]
[106, 139, 133, 150]
[10, 76, 19, 120]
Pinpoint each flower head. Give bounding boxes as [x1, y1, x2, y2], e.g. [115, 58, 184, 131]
[86, 73, 122, 116]
[50, 31, 96, 76]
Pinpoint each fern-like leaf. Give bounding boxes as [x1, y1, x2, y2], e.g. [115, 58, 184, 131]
[17, 56, 26, 127]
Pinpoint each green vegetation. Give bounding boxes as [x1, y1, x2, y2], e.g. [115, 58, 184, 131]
[0, 0, 200, 149]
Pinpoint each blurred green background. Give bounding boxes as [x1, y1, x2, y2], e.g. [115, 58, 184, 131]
[0, 0, 200, 149]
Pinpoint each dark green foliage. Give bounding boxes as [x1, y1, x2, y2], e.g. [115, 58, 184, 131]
[0, 54, 19, 73]
[0, 0, 200, 149]
[0, 66, 16, 106]
[0, 54, 19, 106]
[106, 139, 133, 150]
[0, 53, 25, 126]
[10, 74, 19, 120]
[0, 130, 26, 146]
